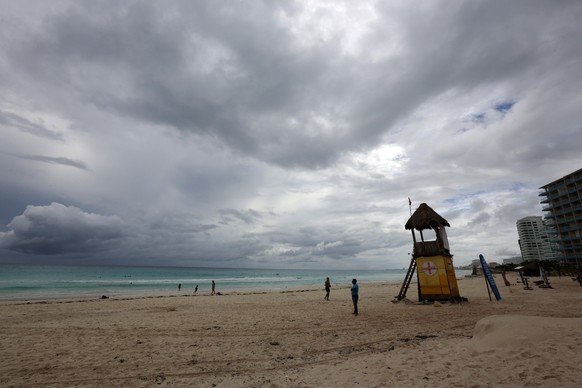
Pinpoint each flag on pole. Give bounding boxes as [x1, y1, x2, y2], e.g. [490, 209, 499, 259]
[408, 197, 411, 206]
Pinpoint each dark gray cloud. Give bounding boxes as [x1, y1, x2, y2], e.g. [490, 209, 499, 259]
[0, 109, 63, 140]
[1, 0, 581, 268]
[6, 1, 344, 168]
[13, 154, 88, 170]
[6, 1, 582, 172]
[0, 203, 127, 255]
[219, 208, 262, 225]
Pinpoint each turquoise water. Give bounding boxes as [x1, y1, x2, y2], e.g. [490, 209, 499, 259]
[0, 264, 435, 301]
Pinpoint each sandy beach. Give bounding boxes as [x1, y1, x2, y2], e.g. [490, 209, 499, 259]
[1, 274, 581, 387]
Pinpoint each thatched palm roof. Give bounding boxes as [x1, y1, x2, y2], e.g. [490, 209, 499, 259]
[405, 203, 450, 231]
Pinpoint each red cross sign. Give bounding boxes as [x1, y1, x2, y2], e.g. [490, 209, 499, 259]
[422, 261, 437, 276]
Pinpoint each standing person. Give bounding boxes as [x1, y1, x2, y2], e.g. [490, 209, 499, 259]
[324, 277, 331, 301]
[194, 285, 198, 293]
[211, 280, 216, 295]
[178, 283, 181, 292]
[351, 278, 359, 316]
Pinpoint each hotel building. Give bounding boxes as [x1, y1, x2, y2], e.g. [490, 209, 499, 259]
[538, 168, 582, 265]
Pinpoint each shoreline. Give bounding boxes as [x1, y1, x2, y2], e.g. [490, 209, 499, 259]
[0, 272, 488, 304]
[0, 280, 389, 305]
[0, 264, 432, 303]
[0, 280, 353, 303]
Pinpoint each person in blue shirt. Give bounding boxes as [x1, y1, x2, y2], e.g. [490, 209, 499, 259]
[351, 278, 359, 316]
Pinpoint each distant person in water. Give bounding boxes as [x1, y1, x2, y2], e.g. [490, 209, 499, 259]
[194, 285, 198, 293]
[324, 277, 331, 301]
[211, 280, 216, 295]
[178, 283, 181, 292]
[351, 278, 359, 316]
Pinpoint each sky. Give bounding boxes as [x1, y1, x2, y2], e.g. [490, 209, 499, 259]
[1, 0, 581, 269]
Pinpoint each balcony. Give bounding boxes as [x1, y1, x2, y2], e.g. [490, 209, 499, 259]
[544, 206, 582, 218]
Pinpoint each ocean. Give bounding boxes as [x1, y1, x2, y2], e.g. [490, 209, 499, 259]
[0, 264, 452, 301]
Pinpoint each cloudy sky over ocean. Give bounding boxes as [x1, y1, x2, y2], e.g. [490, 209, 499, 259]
[1, 0, 581, 269]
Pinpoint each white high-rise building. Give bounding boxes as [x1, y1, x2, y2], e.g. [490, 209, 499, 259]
[516, 216, 555, 261]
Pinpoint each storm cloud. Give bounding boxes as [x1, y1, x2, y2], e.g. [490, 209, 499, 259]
[0, 203, 126, 255]
[1, 0, 581, 268]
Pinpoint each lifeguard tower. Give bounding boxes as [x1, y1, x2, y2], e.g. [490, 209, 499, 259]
[396, 203, 463, 302]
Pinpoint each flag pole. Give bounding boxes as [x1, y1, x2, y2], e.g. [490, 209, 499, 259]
[408, 197, 412, 216]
